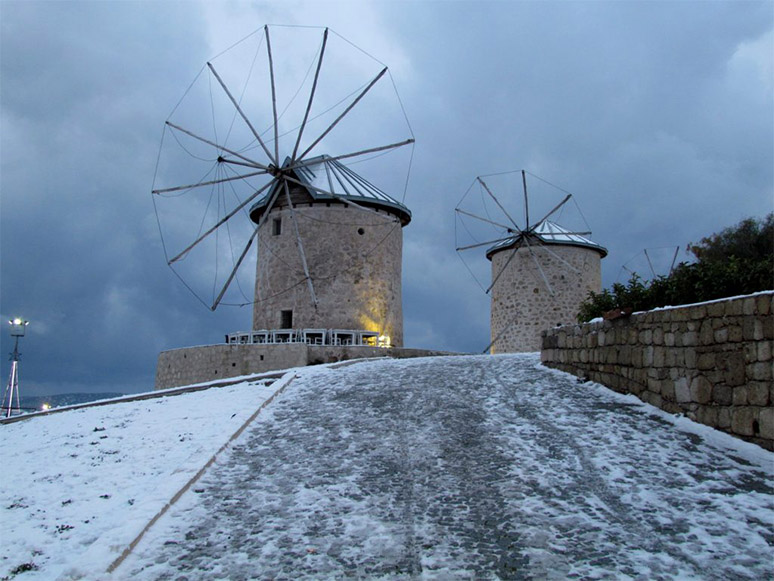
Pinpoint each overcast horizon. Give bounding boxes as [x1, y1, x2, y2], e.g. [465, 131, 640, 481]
[1, 1, 772, 396]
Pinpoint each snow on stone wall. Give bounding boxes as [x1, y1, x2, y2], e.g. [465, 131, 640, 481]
[253, 204, 405, 346]
[541, 292, 774, 450]
[490, 244, 602, 353]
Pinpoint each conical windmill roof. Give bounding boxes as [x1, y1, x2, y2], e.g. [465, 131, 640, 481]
[249, 155, 411, 225]
[485, 220, 607, 260]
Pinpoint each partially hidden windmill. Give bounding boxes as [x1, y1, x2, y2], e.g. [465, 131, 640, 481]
[455, 170, 607, 353]
[152, 25, 414, 347]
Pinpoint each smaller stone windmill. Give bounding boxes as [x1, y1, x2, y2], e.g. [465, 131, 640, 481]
[456, 170, 607, 353]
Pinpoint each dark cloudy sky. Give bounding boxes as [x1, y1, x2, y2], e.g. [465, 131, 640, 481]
[1, 1, 772, 396]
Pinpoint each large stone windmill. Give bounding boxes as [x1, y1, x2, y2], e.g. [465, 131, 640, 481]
[456, 170, 607, 353]
[249, 154, 411, 347]
[151, 25, 415, 349]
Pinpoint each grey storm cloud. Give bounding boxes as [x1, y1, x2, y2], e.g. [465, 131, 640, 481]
[1, 1, 771, 395]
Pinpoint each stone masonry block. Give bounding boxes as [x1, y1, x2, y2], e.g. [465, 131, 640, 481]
[675, 377, 691, 403]
[755, 294, 771, 316]
[718, 407, 732, 430]
[759, 407, 774, 440]
[758, 341, 772, 363]
[685, 348, 697, 368]
[699, 320, 715, 345]
[697, 406, 719, 428]
[653, 346, 666, 368]
[712, 384, 732, 406]
[748, 361, 772, 382]
[727, 326, 743, 342]
[748, 382, 770, 407]
[661, 380, 675, 402]
[697, 352, 715, 371]
[742, 297, 756, 316]
[690, 375, 712, 404]
[643, 391, 663, 408]
[720, 352, 746, 387]
[707, 301, 725, 317]
[731, 407, 756, 437]
[763, 315, 774, 340]
[732, 386, 748, 406]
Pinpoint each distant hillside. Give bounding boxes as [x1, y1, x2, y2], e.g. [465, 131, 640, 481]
[19, 393, 124, 412]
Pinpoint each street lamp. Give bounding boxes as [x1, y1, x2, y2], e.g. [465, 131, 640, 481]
[3, 318, 29, 418]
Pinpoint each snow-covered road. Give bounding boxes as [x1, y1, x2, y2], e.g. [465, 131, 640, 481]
[123, 354, 773, 580]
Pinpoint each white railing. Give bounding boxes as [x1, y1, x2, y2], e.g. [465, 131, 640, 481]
[225, 329, 388, 348]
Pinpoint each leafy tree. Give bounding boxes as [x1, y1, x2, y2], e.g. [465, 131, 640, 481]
[577, 213, 773, 322]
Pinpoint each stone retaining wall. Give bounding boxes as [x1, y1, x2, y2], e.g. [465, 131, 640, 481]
[155, 343, 454, 390]
[541, 292, 774, 450]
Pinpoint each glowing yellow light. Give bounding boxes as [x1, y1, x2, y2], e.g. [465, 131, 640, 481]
[12, 318, 22, 325]
[377, 335, 391, 348]
[41, 403, 51, 411]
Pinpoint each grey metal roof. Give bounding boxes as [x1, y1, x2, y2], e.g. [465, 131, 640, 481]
[485, 220, 608, 259]
[249, 155, 411, 225]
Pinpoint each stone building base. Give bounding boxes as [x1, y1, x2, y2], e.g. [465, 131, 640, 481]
[155, 343, 455, 390]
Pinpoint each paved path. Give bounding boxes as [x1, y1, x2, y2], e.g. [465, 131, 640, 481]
[125, 355, 773, 580]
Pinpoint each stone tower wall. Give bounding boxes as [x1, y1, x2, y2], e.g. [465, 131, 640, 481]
[252, 203, 405, 347]
[490, 244, 602, 353]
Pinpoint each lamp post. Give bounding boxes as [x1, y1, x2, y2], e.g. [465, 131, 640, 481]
[3, 318, 29, 418]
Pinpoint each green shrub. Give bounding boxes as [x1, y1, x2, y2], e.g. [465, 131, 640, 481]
[577, 213, 773, 322]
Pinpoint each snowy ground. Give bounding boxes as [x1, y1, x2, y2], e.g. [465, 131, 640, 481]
[2, 355, 772, 580]
[125, 354, 771, 580]
[0, 375, 287, 580]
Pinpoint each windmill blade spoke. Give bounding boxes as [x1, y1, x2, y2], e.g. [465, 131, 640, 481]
[289, 139, 415, 172]
[168, 179, 275, 264]
[533, 243, 581, 274]
[283, 180, 318, 308]
[153, 169, 269, 195]
[218, 157, 272, 171]
[531, 194, 572, 229]
[166, 121, 270, 170]
[477, 176, 522, 232]
[211, 222, 260, 311]
[524, 237, 554, 296]
[292, 27, 328, 162]
[456, 236, 514, 252]
[644, 249, 657, 278]
[207, 62, 276, 166]
[522, 170, 530, 230]
[539, 231, 592, 237]
[298, 66, 388, 161]
[455, 208, 514, 231]
[265, 26, 280, 166]
[487, 242, 520, 294]
[669, 246, 680, 274]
